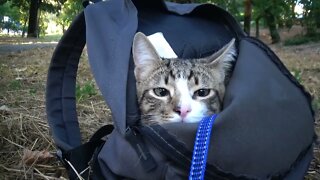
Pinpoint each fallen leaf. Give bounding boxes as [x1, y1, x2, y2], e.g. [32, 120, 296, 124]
[0, 105, 11, 115]
[22, 149, 55, 166]
[15, 67, 27, 72]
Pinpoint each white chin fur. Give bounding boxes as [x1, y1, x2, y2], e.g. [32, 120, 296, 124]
[168, 115, 204, 123]
[184, 115, 204, 123]
[168, 102, 207, 123]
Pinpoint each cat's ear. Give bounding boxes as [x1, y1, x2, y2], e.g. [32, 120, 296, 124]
[132, 32, 161, 81]
[206, 38, 236, 69]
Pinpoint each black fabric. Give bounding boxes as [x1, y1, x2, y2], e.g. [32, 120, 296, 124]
[140, 120, 314, 179]
[46, 12, 86, 150]
[164, 1, 245, 39]
[138, 125, 233, 180]
[125, 127, 157, 172]
[90, 124, 114, 142]
[98, 128, 168, 179]
[64, 139, 104, 179]
[61, 125, 114, 179]
[245, 37, 315, 117]
[136, 9, 233, 59]
[138, 125, 192, 172]
[135, 1, 238, 59]
[284, 145, 314, 180]
[89, 126, 119, 180]
[211, 38, 313, 177]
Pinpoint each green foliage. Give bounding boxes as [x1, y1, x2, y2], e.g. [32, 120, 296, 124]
[9, 80, 22, 90]
[38, 13, 48, 37]
[0, 0, 319, 39]
[39, 34, 62, 42]
[56, 0, 82, 32]
[278, 0, 297, 29]
[284, 36, 310, 45]
[0, 1, 24, 33]
[0, 0, 68, 37]
[252, 0, 292, 42]
[284, 33, 320, 46]
[0, 2, 20, 20]
[76, 81, 97, 102]
[1, 0, 66, 13]
[188, 0, 242, 21]
[0, 1, 27, 35]
[210, 0, 243, 21]
[299, 0, 320, 35]
[313, 98, 320, 111]
[290, 69, 303, 83]
[29, 88, 37, 96]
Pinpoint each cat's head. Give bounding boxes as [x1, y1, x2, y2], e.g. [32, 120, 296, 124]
[132, 32, 236, 125]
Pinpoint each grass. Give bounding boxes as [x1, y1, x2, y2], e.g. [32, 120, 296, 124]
[38, 34, 62, 42]
[291, 68, 303, 83]
[8, 79, 23, 90]
[76, 81, 98, 102]
[284, 33, 320, 46]
[0, 46, 110, 179]
[314, 100, 320, 113]
[0, 34, 62, 44]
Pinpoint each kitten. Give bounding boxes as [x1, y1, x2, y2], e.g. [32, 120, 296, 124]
[132, 32, 236, 125]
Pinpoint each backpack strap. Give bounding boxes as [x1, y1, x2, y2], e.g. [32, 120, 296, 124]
[46, 10, 122, 179]
[46, 11, 86, 151]
[58, 125, 115, 179]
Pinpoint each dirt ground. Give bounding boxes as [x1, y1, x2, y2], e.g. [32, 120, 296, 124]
[0, 27, 319, 179]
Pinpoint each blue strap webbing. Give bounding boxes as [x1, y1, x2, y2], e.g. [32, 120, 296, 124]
[189, 114, 217, 180]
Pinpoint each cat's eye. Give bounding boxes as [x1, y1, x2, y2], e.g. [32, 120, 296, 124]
[194, 89, 211, 97]
[153, 88, 170, 97]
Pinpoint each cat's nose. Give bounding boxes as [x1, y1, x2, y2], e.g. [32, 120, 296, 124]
[174, 106, 192, 119]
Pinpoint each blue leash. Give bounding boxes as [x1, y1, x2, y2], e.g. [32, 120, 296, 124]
[189, 114, 217, 180]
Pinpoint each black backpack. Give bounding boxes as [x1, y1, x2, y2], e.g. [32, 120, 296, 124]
[46, 0, 315, 179]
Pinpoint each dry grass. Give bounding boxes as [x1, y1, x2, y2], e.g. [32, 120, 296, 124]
[0, 29, 319, 179]
[0, 47, 110, 179]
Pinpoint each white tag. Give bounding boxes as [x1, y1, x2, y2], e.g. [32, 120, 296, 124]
[147, 32, 178, 58]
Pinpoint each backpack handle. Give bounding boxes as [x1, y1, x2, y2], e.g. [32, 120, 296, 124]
[46, 12, 86, 151]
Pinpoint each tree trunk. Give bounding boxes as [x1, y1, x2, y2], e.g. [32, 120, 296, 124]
[63, 25, 66, 33]
[37, 8, 41, 37]
[244, 0, 252, 35]
[315, 6, 320, 28]
[27, 0, 41, 38]
[264, 9, 280, 43]
[255, 17, 261, 38]
[290, 0, 296, 20]
[22, 17, 28, 38]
